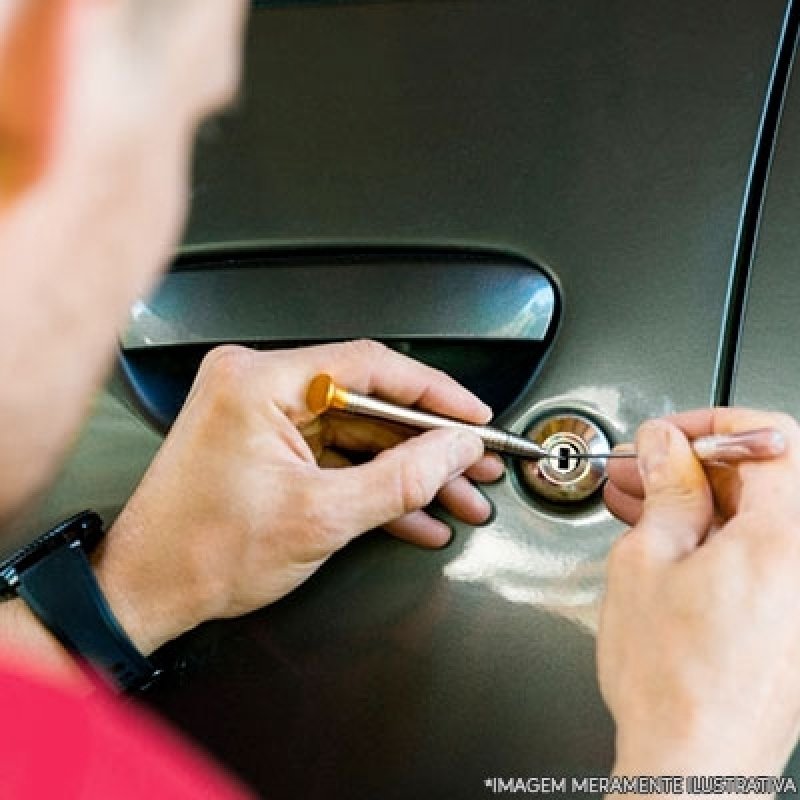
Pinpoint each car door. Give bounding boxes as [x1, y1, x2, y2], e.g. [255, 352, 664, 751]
[7, 1, 797, 796]
[733, 27, 800, 423]
[729, 40, 800, 793]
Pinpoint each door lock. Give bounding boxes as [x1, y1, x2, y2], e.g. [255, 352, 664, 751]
[519, 414, 611, 503]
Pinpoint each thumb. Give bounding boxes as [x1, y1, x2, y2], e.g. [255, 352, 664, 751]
[318, 428, 485, 545]
[634, 419, 713, 561]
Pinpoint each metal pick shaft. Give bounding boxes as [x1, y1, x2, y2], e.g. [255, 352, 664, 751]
[306, 375, 788, 465]
[306, 374, 638, 462]
[307, 374, 551, 459]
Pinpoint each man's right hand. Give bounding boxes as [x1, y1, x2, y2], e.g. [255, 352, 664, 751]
[600, 408, 800, 779]
[93, 340, 501, 657]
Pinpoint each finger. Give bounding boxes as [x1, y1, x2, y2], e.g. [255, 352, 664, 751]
[322, 417, 504, 482]
[607, 418, 788, 495]
[666, 407, 793, 439]
[665, 408, 799, 518]
[436, 476, 492, 526]
[606, 443, 644, 499]
[318, 414, 409, 453]
[612, 439, 749, 522]
[692, 428, 787, 462]
[322, 448, 497, 526]
[465, 453, 505, 484]
[260, 340, 493, 425]
[603, 479, 643, 526]
[701, 462, 742, 520]
[318, 449, 351, 469]
[383, 510, 453, 549]
[633, 420, 713, 561]
[315, 428, 485, 546]
[308, 414, 504, 483]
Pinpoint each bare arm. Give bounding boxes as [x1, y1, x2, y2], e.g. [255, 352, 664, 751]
[1, 341, 503, 680]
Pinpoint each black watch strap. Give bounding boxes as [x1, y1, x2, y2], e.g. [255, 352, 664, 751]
[16, 539, 161, 693]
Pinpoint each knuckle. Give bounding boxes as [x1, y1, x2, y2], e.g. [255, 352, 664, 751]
[195, 346, 253, 411]
[346, 338, 387, 362]
[648, 482, 703, 509]
[607, 535, 630, 567]
[426, 363, 450, 385]
[199, 345, 252, 383]
[293, 479, 338, 552]
[771, 411, 799, 435]
[607, 530, 649, 571]
[398, 460, 435, 515]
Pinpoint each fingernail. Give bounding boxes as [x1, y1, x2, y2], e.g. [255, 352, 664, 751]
[637, 421, 670, 479]
[613, 442, 635, 454]
[474, 490, 492, 520]
[692, 427, 788, 462]
[430, 518, 454, 547]
[438, 521, 456, 548]
[476, 491, 498, 527]
[483, 453, 507, 480]
[690, 435, 721, 461]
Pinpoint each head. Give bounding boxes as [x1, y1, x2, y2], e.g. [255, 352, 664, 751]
[0, 0, 248, 519]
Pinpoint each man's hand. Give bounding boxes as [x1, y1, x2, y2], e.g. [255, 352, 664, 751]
[94, 341, 503, 655]
[600, 409, 800, 779]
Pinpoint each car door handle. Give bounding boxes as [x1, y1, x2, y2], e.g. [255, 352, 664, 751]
[118, 249, 558, 430]
[122, 250, 555, 350]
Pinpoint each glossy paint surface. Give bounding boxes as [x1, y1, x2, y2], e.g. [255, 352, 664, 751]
[122, 255, 556, 349]
[734, 53, 800, 421]
[8, 1, 796, 796]
[709, 36, 800, 787]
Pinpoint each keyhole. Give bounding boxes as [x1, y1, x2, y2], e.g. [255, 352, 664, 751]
[520, 414, 610, 502]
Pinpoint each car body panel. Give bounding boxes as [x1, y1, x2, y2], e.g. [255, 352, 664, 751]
[734, 52, 800, 420]
[121, 257, 556, 350]
[6, 1, 795, 796]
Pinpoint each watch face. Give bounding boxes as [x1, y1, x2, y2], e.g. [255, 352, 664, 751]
[0, 512, 104, 598]
[0, 567, 18, 599]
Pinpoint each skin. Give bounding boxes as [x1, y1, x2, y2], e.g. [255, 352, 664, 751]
[0, 0, 798, 788]
[0, 0, 502, 673]
[603, 411, 800, 792]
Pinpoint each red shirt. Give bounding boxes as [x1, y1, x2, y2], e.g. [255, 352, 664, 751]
[0, 653, 255, 799]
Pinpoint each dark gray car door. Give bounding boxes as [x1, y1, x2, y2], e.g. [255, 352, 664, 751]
[8, 1, 795, 797]
[733, 34, 800, 422]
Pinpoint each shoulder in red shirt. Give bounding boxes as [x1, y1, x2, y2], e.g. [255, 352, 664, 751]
[0, 651, 256, 800]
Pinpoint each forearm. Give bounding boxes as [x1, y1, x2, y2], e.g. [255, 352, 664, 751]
[0, 597, 87, 686]
[609, 741, 783, 800]
[92, 505, 210, 657]
[0, 502, 208, 692]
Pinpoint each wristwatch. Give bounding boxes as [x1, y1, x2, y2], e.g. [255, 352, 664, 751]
[0, 511, 162, 692]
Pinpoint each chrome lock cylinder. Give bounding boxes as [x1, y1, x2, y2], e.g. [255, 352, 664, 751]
[519, 414, 611, 503]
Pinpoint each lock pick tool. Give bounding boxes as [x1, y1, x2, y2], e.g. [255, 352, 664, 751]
[306, 374, 786, 466]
